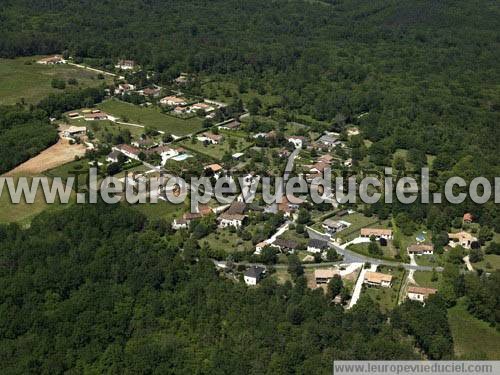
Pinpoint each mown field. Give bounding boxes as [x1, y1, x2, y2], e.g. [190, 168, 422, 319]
[0, 176, 74, 225]
[0, 57, 112, 105]
[97, 100, 203, 137]
[448, 299, 500, 359]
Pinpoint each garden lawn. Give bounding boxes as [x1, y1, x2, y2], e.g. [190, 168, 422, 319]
[363, 266, 405, 313]
[202, 229, 254, 253]
[413, 270, 441, 289]
[97, 99, 203, 136]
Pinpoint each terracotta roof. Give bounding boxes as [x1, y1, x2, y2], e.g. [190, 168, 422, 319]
[201, 132, 222, 142]
[205, 163, 223, 172]
[407, 244, 434, 253]
[84, 112, 108, 119]
[361, 228, 393, 237]
[314, 268, 339, 279]
[408, 286, 437, 297]
[116, 144, 141, 156]
[364, 271, 393, 284]
[448, 231, 476, 241]
[463, 213, 474, 222]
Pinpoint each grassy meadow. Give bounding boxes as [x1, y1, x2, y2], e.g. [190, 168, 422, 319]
[0, 56, 112, 105]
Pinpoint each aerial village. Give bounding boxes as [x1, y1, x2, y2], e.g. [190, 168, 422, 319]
[33, 55, 495, 312]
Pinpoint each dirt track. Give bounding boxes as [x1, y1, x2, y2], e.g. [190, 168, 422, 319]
[4, 138, 86, 176]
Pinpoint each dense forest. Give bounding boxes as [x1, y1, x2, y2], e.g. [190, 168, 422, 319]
[0, 203, 458, 373]
[0, 106, 58, 174]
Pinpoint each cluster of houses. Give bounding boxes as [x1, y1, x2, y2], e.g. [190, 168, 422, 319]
[159, 95, 219, 118]
[109, 143, 188, 166]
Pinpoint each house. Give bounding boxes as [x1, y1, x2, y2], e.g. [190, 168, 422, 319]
[322, 219, 348, 235]
[218, 201, 247, 228]
[407, 286, 437, 302]
[232, 152, 245, 160]
[343, 158, 353, 167]
[197, 132, 223, 145]
[347, 127, 360, 136]
[407, 244, 434, 256]
[318, 154, 334, 164]
[160, 95, 188, 106]
[360, 228, 393, 240]
[190, 102, 215, 113]
[115, 60, 136, 70]
[463, 213, 474, 224]
[147, 146, 179, 165]
[307, 239, 329, 253]
[364, 271, 393, 288]
[132, 138, 158, 149]
[218, 212, 246, 228]
[317, 134, 340, 149]
[175, 204, 213, 229]
[142, 87, 161, 97]
[62, 126, 86, 138]
[448, 231, 478, 249]
[310, 161, 329, 174]
[204, 163, 223, 174]
[113, 144, 141, 160]
[172, 218, 189, 230]
[37, 55, 65, 65]
[314, 268, 340, 285]
[106, 150, 121, 163]
[244, 266, 265, 285]
[277, 195, 304, 217]
[219, 120, 241, 130]
[255, 241, 268, 254]
[84, 112, 108, 121]
[68, 112, 79, 118]
[287, 136, 306, 149]
[175, 73, 189, 84]
[114, 83, 135, 95]
[271, 238, 298, 253]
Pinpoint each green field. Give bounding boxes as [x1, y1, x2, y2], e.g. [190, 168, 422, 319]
[67, 117, 144, 140]
[0, 56, 112, 105]
[129, 200, 189, 222]
[0, 176, 74, 225]
[97, 100, 203, 136]
[471, 254, 500, 272]
[448, 299, 500, 359]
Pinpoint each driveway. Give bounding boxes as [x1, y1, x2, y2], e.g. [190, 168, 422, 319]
[347, 263, 378, 309]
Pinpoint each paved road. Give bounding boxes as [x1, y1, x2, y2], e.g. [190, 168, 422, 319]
[306, 226, 442, 272]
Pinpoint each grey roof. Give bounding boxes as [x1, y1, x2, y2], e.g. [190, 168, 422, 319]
[318, 134, 339, 145]
[308, 239, 329, 249]
[244, 266, 265, 279]
[226, 201, 247, 215]
[108, 150, 121, 159]
[273, 238, 298, 250]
